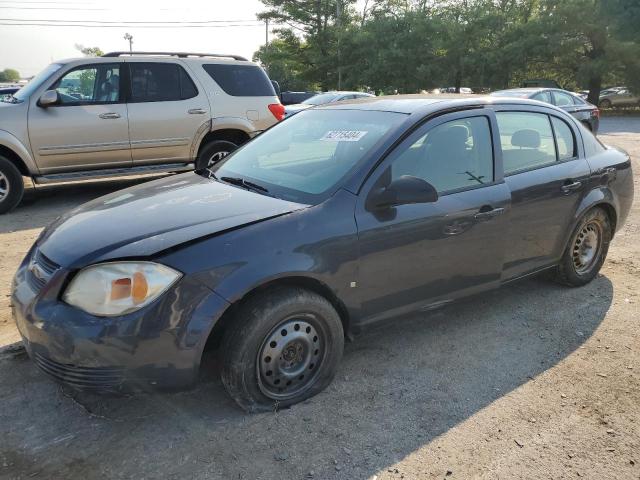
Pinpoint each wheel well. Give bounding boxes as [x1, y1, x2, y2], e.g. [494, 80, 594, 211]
[203, 277, 351, 353]
[198, 129, 250, 156]
[595, 202, 617, 235]
[0, 145, 30, 176]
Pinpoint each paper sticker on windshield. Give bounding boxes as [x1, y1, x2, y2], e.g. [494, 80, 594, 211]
[321, 130, 368, 142]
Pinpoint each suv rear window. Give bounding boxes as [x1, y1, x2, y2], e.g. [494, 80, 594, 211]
[129, 63, 198, 102]
[202, 64, 275, 97]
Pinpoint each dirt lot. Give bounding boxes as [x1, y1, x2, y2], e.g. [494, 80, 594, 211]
[1, 117, 639, 480]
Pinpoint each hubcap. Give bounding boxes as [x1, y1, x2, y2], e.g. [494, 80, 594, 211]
[0, 171, 8, 202]
[257, 316, 324, 400]
[207, 151, 229, 167]
[572, 221, 602, 274]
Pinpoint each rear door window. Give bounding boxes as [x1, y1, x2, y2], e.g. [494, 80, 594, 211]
[129, 63, 198, 102]
[552, 91, 576, 107]
[202, 64, 275, 97]
[531, 91, 551, 104]
[496, 112, 557, 174]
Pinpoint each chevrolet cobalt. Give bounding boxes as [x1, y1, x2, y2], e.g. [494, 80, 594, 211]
[12, 96, 633, 411]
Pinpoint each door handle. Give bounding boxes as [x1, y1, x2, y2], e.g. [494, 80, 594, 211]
[474, 207, 505, 220]
[561, 180, 582, 193]
[98, 112, 121, 119]
[188, 108, 206, 115]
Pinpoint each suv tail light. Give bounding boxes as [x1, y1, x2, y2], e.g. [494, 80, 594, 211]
[268, 103, 285, 121]
[591, 108, 600, 118]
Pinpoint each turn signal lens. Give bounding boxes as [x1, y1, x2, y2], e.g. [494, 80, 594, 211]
[268, 103, 286, 121]
[63, 262, 181, 317]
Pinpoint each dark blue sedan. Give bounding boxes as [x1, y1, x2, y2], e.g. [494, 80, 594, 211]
[12, 96, 634, 411]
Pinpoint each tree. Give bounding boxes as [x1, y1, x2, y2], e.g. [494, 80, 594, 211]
[0, 68, 20, 82]
[75, 44, 104, 57]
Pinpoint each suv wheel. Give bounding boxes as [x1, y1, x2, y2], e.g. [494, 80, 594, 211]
[0, 156, 24, 214]
[599, 99, 612, 109]
[553, 207, 611, 286]
[220, 287, 344, 412]
[196, 140, 238, 171]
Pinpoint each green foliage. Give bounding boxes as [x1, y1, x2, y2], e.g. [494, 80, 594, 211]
[0, 68, 20, 82]
[256, 0, 640, 99]
[75, 44, 104, 57]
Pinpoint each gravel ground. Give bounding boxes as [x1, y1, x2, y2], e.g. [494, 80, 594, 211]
[0, 117, 638, 480]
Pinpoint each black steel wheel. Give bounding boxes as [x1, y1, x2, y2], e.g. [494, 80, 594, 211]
[220, 287, 344, 412]
[554, 207, 611, 286]
[257, 315, 326, 400]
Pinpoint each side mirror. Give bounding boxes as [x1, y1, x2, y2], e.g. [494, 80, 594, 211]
[38, 90, 59, 107]
[367, 175, 438, 209]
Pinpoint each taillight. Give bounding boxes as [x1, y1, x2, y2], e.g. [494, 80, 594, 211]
[592, 109, 600, 118]
[268, 103, 285, 121]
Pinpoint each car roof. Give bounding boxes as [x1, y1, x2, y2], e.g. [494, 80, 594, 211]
[53, 55, 253, 66]
[316, 94, 564, 115]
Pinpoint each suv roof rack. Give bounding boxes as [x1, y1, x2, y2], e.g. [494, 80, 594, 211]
[102, 51, 248, 61]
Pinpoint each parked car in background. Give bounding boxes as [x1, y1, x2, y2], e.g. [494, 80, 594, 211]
[12, 95, 633, 411]
[490, 88, 600, 134]
[521, 79, 562, 89]
[284, 91, 375, 117]
[280, 91, 320, 105]
[440, 87, 474, 94]
[0, 86, 20, 101]
[599, 88, 639, 108]
[0, 51, 284, 214]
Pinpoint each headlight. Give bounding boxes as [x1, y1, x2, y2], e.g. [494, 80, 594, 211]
[63, 262, 182, 317]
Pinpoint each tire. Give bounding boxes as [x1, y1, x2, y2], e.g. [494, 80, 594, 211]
[195, 140, 238, 171]
[553, 207, 611, 287]
[220, 287, 344, 412]
[0, 156, 24, 214]
[599, 99, 612, 109]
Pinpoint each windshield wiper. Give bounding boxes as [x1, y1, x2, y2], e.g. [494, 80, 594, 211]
[220, 176, 269, 194]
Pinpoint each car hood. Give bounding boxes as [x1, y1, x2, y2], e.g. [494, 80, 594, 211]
[38, 173, 307, 268]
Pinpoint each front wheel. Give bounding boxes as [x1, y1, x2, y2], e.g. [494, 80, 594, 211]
[195, 140, 238, 172]
[553, 207, 611, 286]
[220, 287, 344, 412]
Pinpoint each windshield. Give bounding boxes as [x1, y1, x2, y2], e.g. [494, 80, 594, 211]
[302, 93, 341, 105]
[10, 63, 63, 102]
[211, 109, 406, 204]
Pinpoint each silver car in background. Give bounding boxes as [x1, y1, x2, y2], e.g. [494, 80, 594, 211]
[0, 51, 284, 214]
[284, 91, 375, 117]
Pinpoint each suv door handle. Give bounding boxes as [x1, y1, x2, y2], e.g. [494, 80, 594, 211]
[474, 207, 505, 220]
[561, 180, 582, 193]
[188, 108, 206, 115]
[98, 112, 121, 119]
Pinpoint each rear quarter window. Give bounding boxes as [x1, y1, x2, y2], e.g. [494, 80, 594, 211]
[202, 64, 275, 97]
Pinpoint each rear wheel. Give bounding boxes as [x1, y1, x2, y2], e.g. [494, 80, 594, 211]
[599, 99, 612, 109]
[220, 287, 344, 412]
[553, 207, 611, 286]
[0, 156, 24, 214]
[195, 140, 238, 172]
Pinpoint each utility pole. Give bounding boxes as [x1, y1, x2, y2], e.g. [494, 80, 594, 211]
[336, 0, 342, 90]
[123, 33, 133, 53]
[265, 19, 269, 50]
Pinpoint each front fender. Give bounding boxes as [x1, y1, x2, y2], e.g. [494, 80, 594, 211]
[158, 189, 361, 320]
[0, 129, 39, 174]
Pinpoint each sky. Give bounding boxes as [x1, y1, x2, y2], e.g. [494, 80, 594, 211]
[0, 0, 276, 77]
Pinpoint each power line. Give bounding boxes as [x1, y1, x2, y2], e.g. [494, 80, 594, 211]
[0, 17, 262, 24]
[0, 22, 267, 28]
[0, 5, 107, 9]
